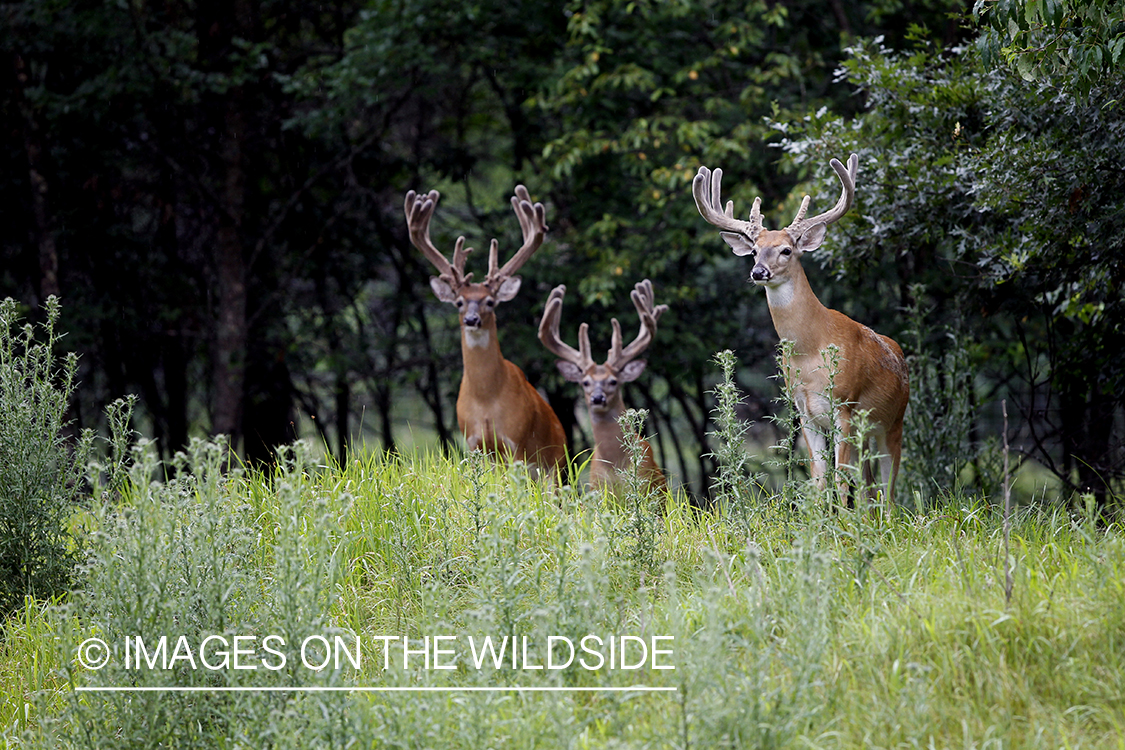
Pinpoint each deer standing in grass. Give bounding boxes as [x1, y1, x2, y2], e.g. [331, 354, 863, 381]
[693, 154, 909, 504]
[404, 185, 567, 477]
[538, 279, 668, 493]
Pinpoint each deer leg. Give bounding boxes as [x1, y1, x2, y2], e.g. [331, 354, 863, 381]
[863, 449, 878, 503]
[801, 421, 830, 493]
[834, 407, 855, 508]
[881, 420, 903, 506]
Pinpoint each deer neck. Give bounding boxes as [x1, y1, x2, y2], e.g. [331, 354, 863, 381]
[460, 321, 508, 397]
[588, 392, 627, 462]
[764, 262, 833, 356]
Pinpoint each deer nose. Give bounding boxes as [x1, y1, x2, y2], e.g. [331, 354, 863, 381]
[751, 265, 771, 282]
[590, 392, 606, 406]
[463, 312, 481, 328]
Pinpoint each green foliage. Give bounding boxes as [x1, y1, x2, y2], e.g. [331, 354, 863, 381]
[612, 407, 664, 575]
[772, 37, 1125, 503]
[33, 438, 355, 748]
[768, 340, 806, 503]
[6, 449, 1125, 746]
[707, 350, 766, 523]
[0, 298, 94, 617]
[974, 0, 1125, 97]
[902, 286, 979, 501]
[5, 0, 979, 494]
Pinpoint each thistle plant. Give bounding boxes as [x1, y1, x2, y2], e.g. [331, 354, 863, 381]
[707, 350, 764, 526]
[615, 407, 661, 576]
[767, 340, 805, 510]
[0, 297, 130, 617]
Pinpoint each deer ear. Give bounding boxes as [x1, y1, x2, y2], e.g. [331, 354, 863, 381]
[619, 359, 647, 382]
[556, 361, 584, 382]
[430, 277, 457, 303]
[495, 276, 521, 302]
[795, 222, 827, 254]
[720, 232, 756, 257]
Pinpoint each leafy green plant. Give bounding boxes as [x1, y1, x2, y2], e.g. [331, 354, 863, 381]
[4, 441, 1125, 748]
[613, 407, 663, 576]
[766, 339, 807, 510]
[772, 37, 1125, 507]
[974, 0, 1125, 97]
[0, 297, 95, 618]
[902, 285, 977, 504]
[31, 438, 359, 748]
[707, 350, 767, 527]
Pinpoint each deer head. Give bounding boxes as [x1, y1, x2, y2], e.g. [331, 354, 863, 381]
[692, 154, 858, 287]
[538, 279, 667, 415]
[404, 185, 548, 335]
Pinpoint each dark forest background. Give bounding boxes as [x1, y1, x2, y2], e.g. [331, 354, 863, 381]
[2, 0, 1122, 504]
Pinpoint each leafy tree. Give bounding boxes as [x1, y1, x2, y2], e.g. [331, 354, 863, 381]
[974, 0, 1125, 96]
[772, 36, 1125, 505]
[533, 0, 965, 494]
[280, 0, 572, 456]
[2, 0, 368, 461]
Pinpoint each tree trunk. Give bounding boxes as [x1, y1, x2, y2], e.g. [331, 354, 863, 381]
[243, 333, 295, 466]
[13, 54, 59, 303]
[163, 330, 190, 457]
[335, 369, 350, 463]
[212, 93, 248, 442]
[546, 386, 578, 457]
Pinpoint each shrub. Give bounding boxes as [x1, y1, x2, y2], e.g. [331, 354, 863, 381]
[0, 297, 94, 617]
[38, 439, 356, 748]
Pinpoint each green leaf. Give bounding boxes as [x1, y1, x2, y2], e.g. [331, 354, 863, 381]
[1046, 0, 1063, 27]
[1111, 37, 1125, 66]
[1015, 53, 1038, 80]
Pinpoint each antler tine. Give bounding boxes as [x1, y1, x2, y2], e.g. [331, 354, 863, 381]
[486, 238, 499, 281]
[790, 195, 811, 226]
[692, 166, 763, 238]
[786, 153, 858, 238]
[608, 279, 667, 369]
[578, 323, 593, 366]
[452, 236, 473, 283]
[538, 285, 594, 370]
[404, 189, 466, 287]
[488, 185, 549, 287]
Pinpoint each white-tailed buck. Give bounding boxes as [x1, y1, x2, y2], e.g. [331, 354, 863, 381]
[693, 154, 909, 504]
[538, 279, 668, 493]
[405, 185, 567, 476]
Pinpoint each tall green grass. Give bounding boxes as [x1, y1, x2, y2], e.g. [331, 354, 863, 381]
[2, 304, 1124, 747]
[3, 438, 1124, 748]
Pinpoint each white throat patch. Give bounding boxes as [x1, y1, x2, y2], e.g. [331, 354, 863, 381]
[464, 328, 491, 349]
[764, 279, 795, 309]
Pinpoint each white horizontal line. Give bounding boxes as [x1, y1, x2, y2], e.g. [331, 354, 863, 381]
[76, 685, 677, 693]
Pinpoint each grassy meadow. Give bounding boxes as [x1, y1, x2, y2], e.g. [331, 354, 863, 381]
[2, 433, 1124, 749]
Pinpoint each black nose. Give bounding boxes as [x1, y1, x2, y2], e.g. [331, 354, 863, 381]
[590, 393, 606, 406]
[463, 313, 481, 327]
[751, 266, 770, 281]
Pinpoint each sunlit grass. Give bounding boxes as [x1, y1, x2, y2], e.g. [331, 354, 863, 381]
[3, 445, 1125, 748]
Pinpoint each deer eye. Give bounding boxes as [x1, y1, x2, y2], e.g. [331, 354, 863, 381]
[780, 247, 792, 256]
[608, 378, 618, 387]
[485, 298, 495, 308]
[455, 299, 464, 308]
[582, 379, 591, 388]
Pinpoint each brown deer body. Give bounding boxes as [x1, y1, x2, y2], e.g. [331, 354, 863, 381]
[693, 155, 909, 504]
[539, 280, 667, 493]
[405, 185, 567, 476]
